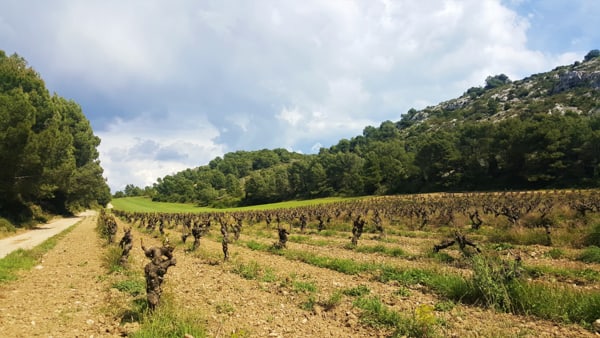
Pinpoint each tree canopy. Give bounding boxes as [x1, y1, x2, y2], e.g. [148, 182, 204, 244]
[0, 51, 110, 222]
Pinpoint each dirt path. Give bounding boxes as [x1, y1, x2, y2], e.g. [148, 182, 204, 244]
[0, 211, 96, 259]
[0, 212, 120, 337]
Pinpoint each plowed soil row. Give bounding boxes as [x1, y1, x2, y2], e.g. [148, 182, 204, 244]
[0, 213, 594, 337]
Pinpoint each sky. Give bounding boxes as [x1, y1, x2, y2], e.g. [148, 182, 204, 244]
[1, 0, 599, 192]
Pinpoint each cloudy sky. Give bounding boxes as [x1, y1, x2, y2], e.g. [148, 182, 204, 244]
[1, 0, 598, 192]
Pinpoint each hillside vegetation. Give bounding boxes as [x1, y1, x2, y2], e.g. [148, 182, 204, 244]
[121, 50, 600, 207]
[0, 51, 110, 224]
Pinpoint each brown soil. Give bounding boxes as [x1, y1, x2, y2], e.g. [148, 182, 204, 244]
[0, 214, 596, 337]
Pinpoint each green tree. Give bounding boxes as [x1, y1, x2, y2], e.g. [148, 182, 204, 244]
[584, 49, 600, 62]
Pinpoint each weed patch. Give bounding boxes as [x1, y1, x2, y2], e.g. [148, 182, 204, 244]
[577, 246, 600, 263]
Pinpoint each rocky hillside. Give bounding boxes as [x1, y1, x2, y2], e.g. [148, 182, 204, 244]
[399, 52, 600, 130]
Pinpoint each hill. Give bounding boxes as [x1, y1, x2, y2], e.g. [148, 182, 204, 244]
[126, 50, 600, 207]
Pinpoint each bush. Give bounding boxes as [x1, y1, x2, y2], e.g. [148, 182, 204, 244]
[578, 246, 600, 263]
[468, 255, 520, 312]
[584, 223, 600, 246]
[584, 49, 600, 62]
[544, 248, 565, 259]
[0, 218, 16, 233]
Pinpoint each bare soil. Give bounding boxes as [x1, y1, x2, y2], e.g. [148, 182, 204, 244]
[0, 213, 596, 337]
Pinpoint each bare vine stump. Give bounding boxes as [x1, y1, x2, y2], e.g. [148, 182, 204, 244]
[141, 239, 176, 310]
[221, 223, 229, 261]
[118, 227, 133, 266]
[191, 223, 204, 251]
[274, 226, 290, 249]
[351, 215, 365, 246]
[433, 231, 481, 256]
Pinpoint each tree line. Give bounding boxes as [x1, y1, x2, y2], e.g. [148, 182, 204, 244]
[0, 51, 110, 223]
[124, 51, 600, 207]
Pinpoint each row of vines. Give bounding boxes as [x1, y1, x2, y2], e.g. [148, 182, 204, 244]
[106, 190, 600, 336]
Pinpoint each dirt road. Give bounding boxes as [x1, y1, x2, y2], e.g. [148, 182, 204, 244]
[0, 210, 96, 259]
[0, 211, 120, 337]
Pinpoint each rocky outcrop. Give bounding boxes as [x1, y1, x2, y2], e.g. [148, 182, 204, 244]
[552, 70, 600, 93]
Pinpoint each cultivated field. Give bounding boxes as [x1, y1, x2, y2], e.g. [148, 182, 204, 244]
[101, 191, 600, 337]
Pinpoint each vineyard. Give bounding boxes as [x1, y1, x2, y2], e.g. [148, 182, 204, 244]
[100, 190, 600, 337]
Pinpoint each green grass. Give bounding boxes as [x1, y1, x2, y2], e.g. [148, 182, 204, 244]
[243, 238, 600, 326]
[113, 278, 146, 296]
[0, 223, 76, 282]
[111, 196, 363, 213]
[353, 296, 439, 337]
[231, 260, 261, 280]
[129, 293, 206, 338]
[524, 265, 600, 283]
[347, 243, 407, 257]
[342, 285, 371, 297]
[103, 245, 126, 273]
[577, 246, 600, 263]
[292, 280, 318, 293]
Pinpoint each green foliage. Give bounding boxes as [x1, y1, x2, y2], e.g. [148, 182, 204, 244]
[138, 55, 600, 204]
[0, 249, 37, 282]
[509, 281, 600, 324]
[321, 290, 343, 310]
[353, 297, 439, 337]
[231, 260, 261, 280]
[577, 246, 600, 263]
[350, 244, 407, 257]
[544, 248, 565, 259]
[342, 285, 371, 297]
[0, 217, 16, 233]
[468, 255, 517, 311]
[103, 245, 125, 273]
[113, 278, 145, 296]
[130, 293, 206, 338]
[292, 280, 318, 293]
[584, 223, 600, 246]
[485, 74, 511, 89]
[584, 49, 600, 62]
[0, 51, 110, 222]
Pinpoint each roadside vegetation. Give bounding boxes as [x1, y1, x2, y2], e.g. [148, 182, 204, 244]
[0, 223, 77, 282]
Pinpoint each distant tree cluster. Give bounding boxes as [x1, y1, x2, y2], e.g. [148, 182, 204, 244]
[142, 50, 600, 207]
[146, 112, 600, 207]
[0, 51, 110, 222]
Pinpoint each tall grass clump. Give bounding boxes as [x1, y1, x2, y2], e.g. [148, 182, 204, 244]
[509, 281, 600, 324]
[103, 245, 126, 273]
[467, 254, 519, 311]
[577, 246, 600, 263]
[353, 296, 439, 337]
[232, 260, 261, 280]
[130, 293, 206, 338]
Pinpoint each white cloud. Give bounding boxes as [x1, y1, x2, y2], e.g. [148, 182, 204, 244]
[97, 111, 225, 191]
[1, 0, 594, 192]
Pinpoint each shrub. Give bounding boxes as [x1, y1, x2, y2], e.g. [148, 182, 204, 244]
[468, 254, 520, 312]
[544, 248, 565, 259]
[577, 246, 600, 263]
[584, 223, 600, 246]
[0, 218, 16, 233]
